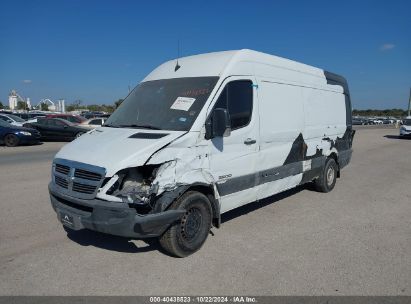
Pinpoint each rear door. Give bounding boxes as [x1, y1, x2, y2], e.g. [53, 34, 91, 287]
[35, 120, 53, 138]
[54, 120, 74, 139]
[207, 77, 260, 213]
[43, 119, 60, 139]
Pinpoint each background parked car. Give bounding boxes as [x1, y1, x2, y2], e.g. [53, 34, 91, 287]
[81, 111, 111, 119]
[353, 116, 369, 125]
[80, 117, 107, 129]
[24, 118, 89, 141]
[399, 117, 411, 138]
[0, 120, 41, 147]
[0, 113, 26, 126]
[45, 114, 87, 124]
[13, 112, 47, 122]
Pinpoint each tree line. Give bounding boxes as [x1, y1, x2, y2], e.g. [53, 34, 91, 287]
[0, 99, 408, 117]
[0, 99, 124, 113]
[64, 99, 124, 113]
[352, 108, 409, 117]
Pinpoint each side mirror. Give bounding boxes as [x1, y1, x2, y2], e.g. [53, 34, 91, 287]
[205, 108, 231, 140]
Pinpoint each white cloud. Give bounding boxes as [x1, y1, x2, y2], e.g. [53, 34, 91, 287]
[22, 79, 32, 84]
[380, 44, 395, 51]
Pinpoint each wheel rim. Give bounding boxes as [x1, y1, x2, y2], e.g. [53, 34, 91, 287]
[180, 207, 202, 241]
[5, 135, 17, 146]
[326, 166, 335, 187]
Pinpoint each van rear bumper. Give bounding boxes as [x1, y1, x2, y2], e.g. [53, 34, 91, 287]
[49, 183, 185, 238]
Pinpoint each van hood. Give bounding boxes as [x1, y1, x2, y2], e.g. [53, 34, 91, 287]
[55, 127, 186, 176]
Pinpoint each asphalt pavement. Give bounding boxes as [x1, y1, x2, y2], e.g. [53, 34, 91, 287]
[0, 127, 410, 295]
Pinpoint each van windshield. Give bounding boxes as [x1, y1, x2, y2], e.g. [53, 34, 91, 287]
[105, 77, 219, 131]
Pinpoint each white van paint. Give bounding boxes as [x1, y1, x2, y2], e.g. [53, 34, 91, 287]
[49, 49, 354, 257]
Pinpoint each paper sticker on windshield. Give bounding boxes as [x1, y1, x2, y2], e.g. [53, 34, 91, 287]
[170, 97, 196, 111]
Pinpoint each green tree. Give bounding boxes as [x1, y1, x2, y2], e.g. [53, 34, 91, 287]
[105, 105, 115, 113]
[87, 104, 102, 112]
[114, 99, 124, 109]
[352, 108, 407, 117]
[65, 104, 75, 112]
[0, 101, 3, 109]
[17, 101, 26, 110]
[66, 99, 88, 112]
[40, 103, 49, 111]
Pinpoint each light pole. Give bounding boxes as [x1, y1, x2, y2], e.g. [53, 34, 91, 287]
[408, 87, 411, 117]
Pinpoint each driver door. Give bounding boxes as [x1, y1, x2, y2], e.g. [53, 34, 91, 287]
[207, 77, 260, 213]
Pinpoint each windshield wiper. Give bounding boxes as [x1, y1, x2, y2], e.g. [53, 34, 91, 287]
[118, 124, 162, 130]
[103, 124, 120, 128]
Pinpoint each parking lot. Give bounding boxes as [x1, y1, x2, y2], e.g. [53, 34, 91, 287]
[0, 127, 410, 296]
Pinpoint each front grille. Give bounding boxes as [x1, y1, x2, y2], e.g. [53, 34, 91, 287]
[72, 182, 96, 194]
[53, 159, 106, 199]
[74, 169, 102, 181]
[55, 164, 70, 175]
[55, 176, 68, 188]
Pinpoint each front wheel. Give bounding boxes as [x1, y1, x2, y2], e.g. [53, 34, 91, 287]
[4, 134, 20, 147]
[159, 191, 212, 258]
[314, 157, 338, 193]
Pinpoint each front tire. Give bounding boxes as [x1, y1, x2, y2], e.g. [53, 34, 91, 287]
[159, 191, 212, 258]
[4, 134, 20, 147]
[314, 157, 338, 193]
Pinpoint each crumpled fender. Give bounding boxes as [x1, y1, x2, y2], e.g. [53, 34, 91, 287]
[146, 132, 221, 219]
[146, 132, 216, 194]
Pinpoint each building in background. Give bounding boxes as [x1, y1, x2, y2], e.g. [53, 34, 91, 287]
[8, 90, 18, 110]
[7, 90, 65, 112]
[8, 90, 31, 110]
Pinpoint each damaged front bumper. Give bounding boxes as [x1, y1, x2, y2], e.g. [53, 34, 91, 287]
[49, 182, 185, 238]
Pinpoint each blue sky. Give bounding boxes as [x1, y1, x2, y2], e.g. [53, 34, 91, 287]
[0, 0, 410, 109]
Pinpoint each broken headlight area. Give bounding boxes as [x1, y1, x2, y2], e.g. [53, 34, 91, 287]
[105, 165, 160, 212]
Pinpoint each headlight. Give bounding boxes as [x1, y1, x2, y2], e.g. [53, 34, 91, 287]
[18, 131, 32, 136]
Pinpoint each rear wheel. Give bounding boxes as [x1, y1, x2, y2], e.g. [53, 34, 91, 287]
[4, 134, 20, 147]
[159, 191, 212, 257]
[314, 157, 338, 193]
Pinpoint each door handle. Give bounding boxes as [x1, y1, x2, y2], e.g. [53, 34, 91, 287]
[244, 138, 256, 145]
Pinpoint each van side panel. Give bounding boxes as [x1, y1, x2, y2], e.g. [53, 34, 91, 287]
[303, 88, 347, 157]
[253, 71, 352, 202]
[254, 79, 305, 200]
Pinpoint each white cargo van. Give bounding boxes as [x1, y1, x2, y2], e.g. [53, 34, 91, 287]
[49, 49, 355, 257]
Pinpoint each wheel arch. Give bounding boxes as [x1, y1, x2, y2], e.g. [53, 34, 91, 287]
[328, 151, 340, 177]
[3, 132, 20, 146]
[153, 182, 221, 228]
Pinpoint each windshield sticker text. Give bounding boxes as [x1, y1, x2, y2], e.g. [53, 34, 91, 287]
[170, 97, 196, 111]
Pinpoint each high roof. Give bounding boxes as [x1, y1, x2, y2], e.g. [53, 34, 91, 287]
[143, 49, 325, 82]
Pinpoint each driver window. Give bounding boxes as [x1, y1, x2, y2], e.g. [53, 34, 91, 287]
[55, 120, 66, 127]
[0, 116, 11, 123]
[214, 80, 253, 130]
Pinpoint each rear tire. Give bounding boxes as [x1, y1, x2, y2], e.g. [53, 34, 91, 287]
[314, 157, 338, 193]
[159, 191, 212, 258]
[4, 134, 20, 147]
